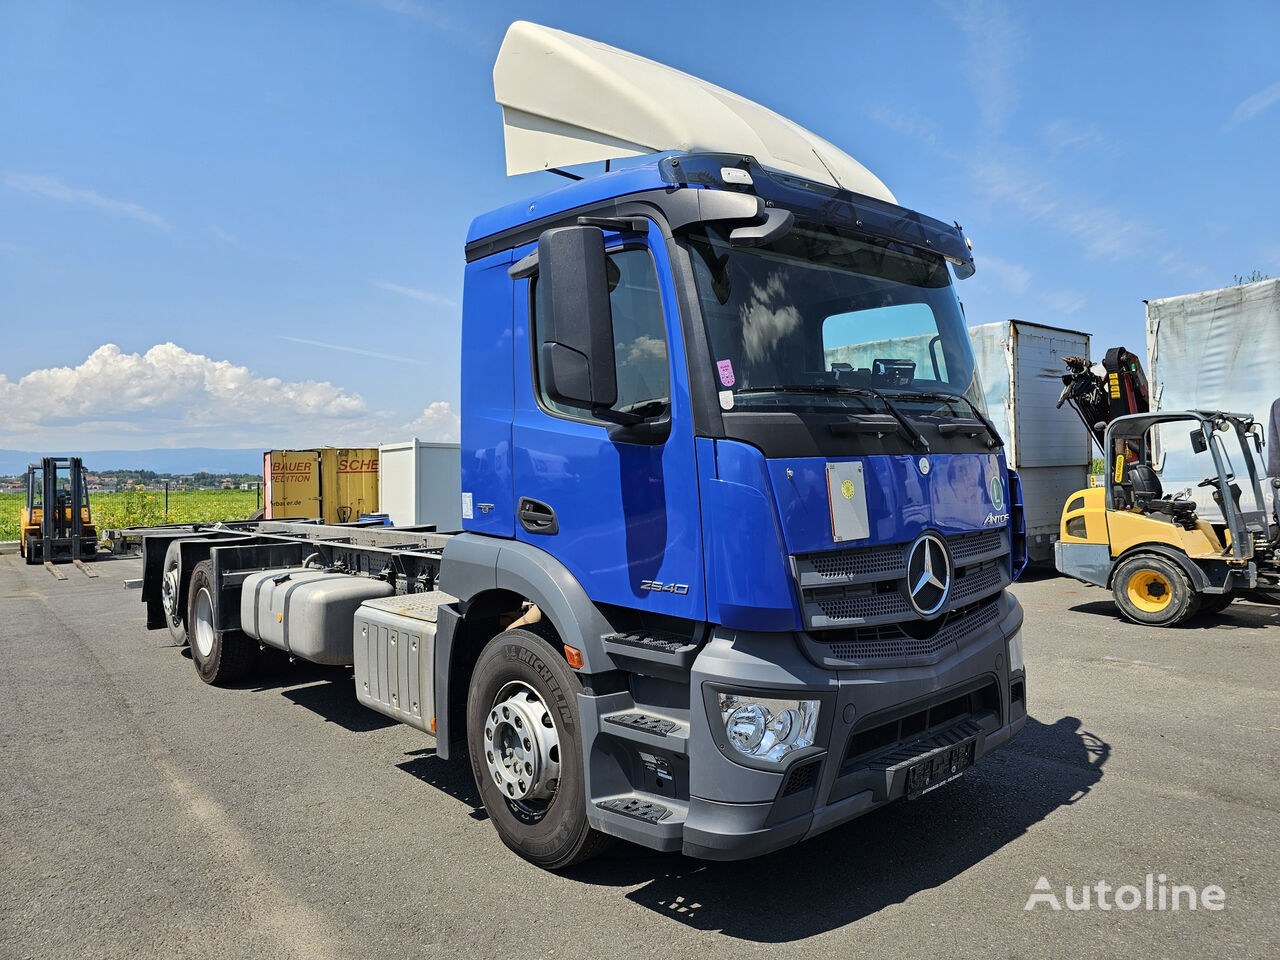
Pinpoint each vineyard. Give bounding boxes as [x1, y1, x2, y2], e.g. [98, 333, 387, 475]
[0, 489, 260, 542]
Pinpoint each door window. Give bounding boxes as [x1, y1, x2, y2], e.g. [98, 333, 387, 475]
[533, 247, 669, 422]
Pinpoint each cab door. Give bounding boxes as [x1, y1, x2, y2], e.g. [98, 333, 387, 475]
[511, 224, 705, 620]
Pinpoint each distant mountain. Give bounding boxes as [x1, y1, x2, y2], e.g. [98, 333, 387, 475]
[0, 448, 263, 476]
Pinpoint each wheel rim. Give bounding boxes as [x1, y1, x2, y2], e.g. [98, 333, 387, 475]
[161, 568, 181, 628]
[192, 587, 216, 657]
[483, 682, 561, 816]
[1127, 569, 1173, 613]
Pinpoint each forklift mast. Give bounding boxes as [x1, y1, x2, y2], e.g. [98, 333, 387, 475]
[23, 456, 97, 564]
[1057, 347, 1150, 452]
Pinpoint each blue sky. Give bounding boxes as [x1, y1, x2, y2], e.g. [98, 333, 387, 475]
[2, 0, 1277, 451]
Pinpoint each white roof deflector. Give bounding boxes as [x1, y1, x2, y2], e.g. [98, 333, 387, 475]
[493, 21, 896, 204]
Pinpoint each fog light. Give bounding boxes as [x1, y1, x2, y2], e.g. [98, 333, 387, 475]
[717, 693, 819, 763]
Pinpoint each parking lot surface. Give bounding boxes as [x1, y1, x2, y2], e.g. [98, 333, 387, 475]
[1, 555, 1276, 959]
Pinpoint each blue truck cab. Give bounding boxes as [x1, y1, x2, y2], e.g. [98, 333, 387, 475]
[137, 23, 1029, 872]
[439, 151, 1029, 864]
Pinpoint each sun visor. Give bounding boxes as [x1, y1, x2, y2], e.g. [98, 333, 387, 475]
[493, 21, 896, 204]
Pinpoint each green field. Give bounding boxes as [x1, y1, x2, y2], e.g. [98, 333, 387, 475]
[0, 489, 260, 542]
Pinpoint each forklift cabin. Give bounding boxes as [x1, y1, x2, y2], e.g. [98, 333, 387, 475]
[1056, 411, 1277, 625]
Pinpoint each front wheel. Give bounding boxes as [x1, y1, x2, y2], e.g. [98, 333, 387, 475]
[1112, 554, 1198, 626]
[466, 627, 609, 870]
[187, 560, 257, 684]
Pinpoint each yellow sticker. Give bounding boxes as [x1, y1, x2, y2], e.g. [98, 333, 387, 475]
[1113, 454, 1125, 483]
[840, 479, 855, 500]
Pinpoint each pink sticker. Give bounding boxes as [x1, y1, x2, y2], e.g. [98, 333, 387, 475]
[716, 359, 736, 387]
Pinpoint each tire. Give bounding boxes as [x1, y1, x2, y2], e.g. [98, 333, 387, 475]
[466, 627, 610, 870]
[187, 560, 257, 684]
[160, 541, 189, 647]
[1112, 554, 1197, 626]
[1198, 593, 1233, 615]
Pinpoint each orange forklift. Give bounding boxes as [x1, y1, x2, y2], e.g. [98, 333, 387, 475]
[19, 457, 98, 565]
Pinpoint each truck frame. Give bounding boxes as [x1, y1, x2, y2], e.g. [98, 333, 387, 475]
[134, 21, 1029, 870]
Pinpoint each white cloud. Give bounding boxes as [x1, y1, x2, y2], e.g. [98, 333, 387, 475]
[942, 0, 1026, 136]
[277, 334, 428, 365]
[3, 172, 168, 229]
[1041, 119, 1108, 155]
[868, 106, 945, 151]
[980, 255, 1033, 296]
[404, 401, 460, 442]
[0, 343, 376, 448]
[373, 280, 456, 307]
[1225, 79, 1280, 131]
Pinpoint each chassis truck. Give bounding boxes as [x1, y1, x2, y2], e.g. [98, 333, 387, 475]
[137, 21, 1029, 869]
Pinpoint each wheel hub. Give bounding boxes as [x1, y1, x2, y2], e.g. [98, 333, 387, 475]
[483, 685, 561, 803]
[161, 568, 181, 627]
[1128, 570, 1172, 612]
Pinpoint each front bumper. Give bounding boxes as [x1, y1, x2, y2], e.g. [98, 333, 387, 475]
[682, 593, 1026, 860]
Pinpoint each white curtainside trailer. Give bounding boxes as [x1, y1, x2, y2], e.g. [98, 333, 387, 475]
[971, 320, 1093, 562]
[1146, 278, 1280, 513]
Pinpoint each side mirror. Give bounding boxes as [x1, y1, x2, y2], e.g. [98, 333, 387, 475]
[1190, 428, 1208, 454]
[536, 225, 618, 415]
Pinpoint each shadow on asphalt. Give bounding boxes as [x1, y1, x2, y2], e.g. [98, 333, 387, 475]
[1069, 598, 1280, 630]
[398, 749, 489, 821]
[551, 714, 1109, 941]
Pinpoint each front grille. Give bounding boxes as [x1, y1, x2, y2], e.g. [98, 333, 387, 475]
[806, 543, 905, 580]
[818, 596, 1002, 665]
[795, 529, 1010, 639]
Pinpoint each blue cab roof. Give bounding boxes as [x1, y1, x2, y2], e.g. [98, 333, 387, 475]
[466, 157, 672, 246]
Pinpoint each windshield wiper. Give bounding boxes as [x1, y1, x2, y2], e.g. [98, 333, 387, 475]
[735, 384, 929, 450]
[886, 390, 1004, 449]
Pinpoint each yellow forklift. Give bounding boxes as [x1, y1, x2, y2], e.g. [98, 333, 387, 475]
[19, 457, 99, 565]
[1055, 410, 1280, 626]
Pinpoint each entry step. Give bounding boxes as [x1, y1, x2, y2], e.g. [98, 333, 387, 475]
[604, 712, 680, 737]
[597, 796, 673, 823]
[601, 631, 700, 671]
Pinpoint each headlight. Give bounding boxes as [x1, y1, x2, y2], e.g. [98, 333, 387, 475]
[716, 693, 820, 763]
[1007, 628, 1024, 674]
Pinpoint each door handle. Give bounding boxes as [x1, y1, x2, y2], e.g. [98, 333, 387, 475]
[517, 497, 559, 535]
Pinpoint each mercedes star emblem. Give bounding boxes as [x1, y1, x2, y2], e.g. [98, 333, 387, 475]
[906, 533, 952, 618]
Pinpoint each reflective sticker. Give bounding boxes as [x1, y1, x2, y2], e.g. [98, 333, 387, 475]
[719, 390, 735, 410]
[716, 359, 736, 387]
[461, 492, 474, 520]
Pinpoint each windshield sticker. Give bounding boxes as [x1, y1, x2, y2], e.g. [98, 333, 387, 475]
[719, 390, 735, 411]
[716, 359, 736, 387]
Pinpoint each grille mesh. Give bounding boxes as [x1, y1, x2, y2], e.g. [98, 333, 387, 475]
[807, 544, 905, 580]
[820, 597, 1003, 663]
[797, 529, 1010, 633]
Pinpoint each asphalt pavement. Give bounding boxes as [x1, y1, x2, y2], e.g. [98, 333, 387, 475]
[1, 554, 1276, 959]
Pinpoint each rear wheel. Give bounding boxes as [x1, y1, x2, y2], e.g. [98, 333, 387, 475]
[1112, 554, 1197, 626]
[466, 627, 609, 870]
[160, 541, 189, 647]
[187, 560, 257, 684]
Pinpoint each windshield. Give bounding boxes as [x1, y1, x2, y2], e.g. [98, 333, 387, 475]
[685, 223, 982, 415]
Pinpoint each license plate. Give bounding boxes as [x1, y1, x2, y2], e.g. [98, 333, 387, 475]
[906, 738, 975, 798]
